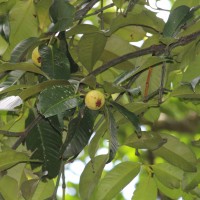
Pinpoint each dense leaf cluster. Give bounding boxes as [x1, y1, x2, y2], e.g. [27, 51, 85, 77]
[0, 0, 200, 199]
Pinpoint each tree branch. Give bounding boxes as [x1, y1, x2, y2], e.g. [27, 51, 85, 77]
[75, 0, 100, 20]
[12, 115, 42, 150]
[88, 30, 200, 77]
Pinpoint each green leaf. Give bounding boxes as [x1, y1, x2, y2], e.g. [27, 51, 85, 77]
[3, 0, 39, 60]
[88, 119, 107, 159]
[125, 131, 167, 150]
[79, 155, 108, 200]
[111, 101, 141, 135]
[132, 173, 157, 200]
[163, 5, 191, 37]
[154, 177, 181, 199]
[78, 32, 107, 72]
[0, 175, 19, 200]
[182, 162, 200, 191]
[171, 85, 200, 99]
[66, 24, 99, 37]
[49, 0, 75, 32]
[40, 45, 71, 80]
[152, 163, 184, 189]
[61, 108, 98, 160]
[154, 134, 197, 172]
[37, 85, 79, 118]
[105, 106, 119, 163]
[0, 149, 31, 171]
[21, 179, 55, 200]
[19, 79, 69, 100]
[108, 11, 164, 35]
[0, 62, 47, 78]
[35, 0, 52, 32]
[25, 116, 62, 179]
[10, 37, 39, 62]
[93, 161, 140, 200]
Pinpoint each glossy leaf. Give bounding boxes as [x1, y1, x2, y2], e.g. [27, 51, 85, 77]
[111, 101, 141, 135]
[152, 163, 184, 189]
[154, 134, 197, 172]
[93, 161, 140, 200]
[39, 45, 71, 80]
[105, 106, 118, 163]
[49, 0, 75, 32]
[25, 116, 62, 179]
[10, 37, 39, 62]
[163, 5, 191, 37]
[19, 79, 69, 100]
[61, 108, 98, 160]
[37, 85, 79, 118]
[79, 155, 108, 200]
[78, 32, 107, 72]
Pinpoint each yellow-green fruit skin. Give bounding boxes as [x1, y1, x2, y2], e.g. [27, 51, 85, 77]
[32, 47, 41, 67]
[85, 90, 105, 110]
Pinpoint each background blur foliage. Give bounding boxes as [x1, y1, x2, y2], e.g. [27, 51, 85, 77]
[1, 0, 200, 199]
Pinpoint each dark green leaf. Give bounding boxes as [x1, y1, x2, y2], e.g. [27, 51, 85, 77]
[49, 0, 75, 32]
[163, 5, 191, 37]
[39, 45, 71, 80]
[37, 85, 79, 118]
[111, 101, 141, 135]
[79, 155, 108, 200]
[25, 116, 62, 179]
[105, 106, 119, 163]
[61, 108, 98, 160]
[93, 161, 140, 200]
[10, 37, 39, 62]
[19, 79, 69, 100]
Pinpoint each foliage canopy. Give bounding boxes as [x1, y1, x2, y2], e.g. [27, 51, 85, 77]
[1, 0, 200, 199]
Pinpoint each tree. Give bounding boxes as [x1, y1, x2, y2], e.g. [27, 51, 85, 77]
[0, 0, 200, 199]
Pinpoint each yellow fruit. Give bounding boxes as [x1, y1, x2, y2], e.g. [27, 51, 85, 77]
[31, 47, 41, 67]
[85, 90, 105, 110]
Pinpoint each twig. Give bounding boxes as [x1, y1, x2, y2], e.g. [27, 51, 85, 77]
[124, 0, 139, 16]
[88, 30, 200, 77]
[144, 67, 153, 102]
[62, 165, 66, 200]
[51, 160, 65, 200]
[12, 115, 42, 150]
[0, 130, 22, 137]
[75, 0, 100, 20]
[100, 0, 104, 30]
[84, 3, 115, 18]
